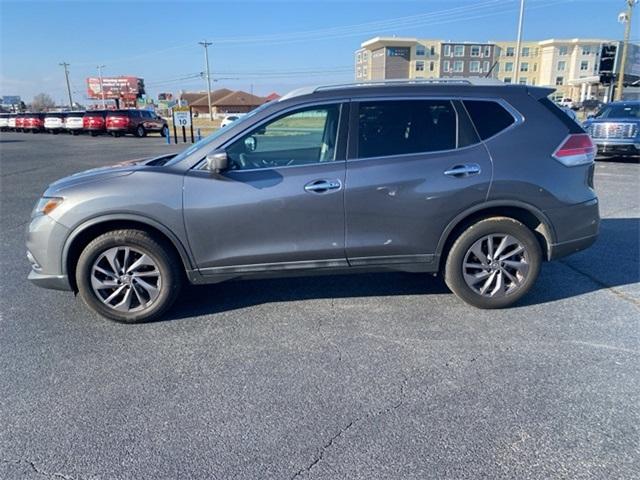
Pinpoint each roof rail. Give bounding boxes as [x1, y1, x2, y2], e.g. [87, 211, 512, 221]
[279, 77, 505, 100]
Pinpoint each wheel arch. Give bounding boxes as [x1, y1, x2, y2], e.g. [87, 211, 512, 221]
[63, 214, 194, 292]
[435, 201, 556, 269]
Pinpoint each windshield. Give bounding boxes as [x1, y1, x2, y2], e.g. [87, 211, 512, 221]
[594, 104, 639, 119]
[165, 103, 273, 167]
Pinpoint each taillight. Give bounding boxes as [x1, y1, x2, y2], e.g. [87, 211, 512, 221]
[552, 133, 595, 167]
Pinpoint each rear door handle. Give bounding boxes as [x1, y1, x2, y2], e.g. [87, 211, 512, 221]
[304, 179, 342, 193]
[444, 164, 482, 177]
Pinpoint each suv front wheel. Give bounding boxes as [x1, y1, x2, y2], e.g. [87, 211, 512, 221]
[445, 217, 542, 309]
[76, 229, 182, 323]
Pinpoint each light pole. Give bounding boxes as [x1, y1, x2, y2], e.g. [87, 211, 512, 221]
[513, 0, 525, 83]
[615, 0, 637, 100]
[97, 65, 107, 109]
[59, 62, 73, 108]
[198, 40, 213, 120]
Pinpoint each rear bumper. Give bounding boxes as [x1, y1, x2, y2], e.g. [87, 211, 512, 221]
[545, 198, 600, 260]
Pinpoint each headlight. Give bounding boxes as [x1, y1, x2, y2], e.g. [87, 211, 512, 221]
[32, 197, 64, 217]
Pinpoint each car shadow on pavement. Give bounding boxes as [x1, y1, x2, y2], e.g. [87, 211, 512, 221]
[164, 218, 639, 320]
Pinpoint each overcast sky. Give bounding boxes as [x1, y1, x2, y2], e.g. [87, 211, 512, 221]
[0, 0, 634, 104]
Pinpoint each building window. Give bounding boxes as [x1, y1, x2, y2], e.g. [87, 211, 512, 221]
[470, 61, 480, 72]
[416, 61, 425, 71]
[356, 67, 361, 78]
[559, 46, 568, 56]
[483, 61, 490, 72]
[520, 62, 529, 72]
[557, 61, 566, 71]
[580, 60, 589, 71]
[505, 62, 513, 72]
[429, 61, 435, 71]
[356, 53, 362, 63]
[454, 45, 465, 57]
[504, 77, 512, 83]
[470, 46, 481, 57]
[387, 47, 409, 57]
[444, 45, 451, 57]
[522, 47, 530, 57]
[363, 66, 368, 77]
[531, 78, 536, 85]
[494, 62, 499, 72]
[416, 46, 425, 56]
[443, 60, 450, 72]
[581, 45, 591, 55]
[363, 51, 369, 61]
[430, 45, 436, 56]
[519, 78, 527, 85]
[506, 47, 515, 57]
[453, 60, 464, 72]
[555, 76, 564, 85]
[484, 46, 491, 57]
[533, 63, 537, 72]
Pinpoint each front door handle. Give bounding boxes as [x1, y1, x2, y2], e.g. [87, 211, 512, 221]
[444, 164, 482, 177]
[304, 179, 342, 193]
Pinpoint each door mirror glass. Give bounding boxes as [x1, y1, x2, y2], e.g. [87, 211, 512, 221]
[206, 151, 229, 173]
[244, 136, 257, 152]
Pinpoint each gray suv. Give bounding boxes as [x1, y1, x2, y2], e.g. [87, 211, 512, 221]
[27, 80, 600, 322]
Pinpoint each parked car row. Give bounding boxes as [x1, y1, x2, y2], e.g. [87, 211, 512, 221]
[0, 110, 169, 137]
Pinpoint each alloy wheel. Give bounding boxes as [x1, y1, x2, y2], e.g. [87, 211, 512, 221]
[90, 246, 162, 312]
[462, 234, 530, 298]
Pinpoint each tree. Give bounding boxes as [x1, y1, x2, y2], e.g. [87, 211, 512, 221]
[30, 93, 55, 112]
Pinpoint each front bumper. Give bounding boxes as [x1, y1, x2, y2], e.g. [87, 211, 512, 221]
[26, 214, 73, 291]
[593, 139, 640, 157]
[545, 198, 600, 260]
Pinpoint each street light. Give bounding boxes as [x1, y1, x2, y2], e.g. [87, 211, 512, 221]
[97, 65, 106, 109]
[615, 0, 637, 100]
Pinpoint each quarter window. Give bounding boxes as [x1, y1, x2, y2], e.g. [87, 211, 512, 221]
[463, 100, 516, 140]
[226, 104, 341, 170]
[357, 100, 457, 158]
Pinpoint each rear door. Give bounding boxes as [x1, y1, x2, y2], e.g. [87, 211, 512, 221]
[345, 98, 492, 267]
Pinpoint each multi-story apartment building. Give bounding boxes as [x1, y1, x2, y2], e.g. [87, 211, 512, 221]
[439, 42, 497, 78]
[356, 37, 633, 102]
[355, 37, 441, 81]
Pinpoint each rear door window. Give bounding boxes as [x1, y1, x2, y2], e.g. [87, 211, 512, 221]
[357, 100, 458, 159]
[462, 100, 516, 140]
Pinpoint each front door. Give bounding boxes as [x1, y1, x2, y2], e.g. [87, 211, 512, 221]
[345, 99, 492, 267]
[183, 102, 348, 275]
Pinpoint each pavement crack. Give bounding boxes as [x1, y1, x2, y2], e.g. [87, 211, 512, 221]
[558, 259, 640, 308]
[290, 373, 409, 479]
[1, 458, 81, 480]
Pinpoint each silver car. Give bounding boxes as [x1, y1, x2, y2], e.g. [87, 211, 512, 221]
[27, 80, 600, 322]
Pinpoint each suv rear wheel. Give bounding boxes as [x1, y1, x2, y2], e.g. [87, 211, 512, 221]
[76, 229, 182, 323]
[445, 217, 542, 309]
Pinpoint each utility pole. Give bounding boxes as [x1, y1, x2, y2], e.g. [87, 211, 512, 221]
[97, 65, 107, 109]
[198, 40, 213, 120]
[513, 0, 525, 83]
[615, 0, 637, 100]
[59, 62, 73, 108]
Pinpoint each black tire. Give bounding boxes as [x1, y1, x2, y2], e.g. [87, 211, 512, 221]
[135, 125, 146, 138]
[161, 125, 169, 138]
[76, 229, 183, 323]
[444, 217, 542, 309]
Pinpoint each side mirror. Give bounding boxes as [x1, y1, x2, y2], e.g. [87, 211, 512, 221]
[244, 136, 257, 152]
[206, 151, 229, 173]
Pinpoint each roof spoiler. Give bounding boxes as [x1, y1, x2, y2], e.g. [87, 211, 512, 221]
[527, 86, 555, 100]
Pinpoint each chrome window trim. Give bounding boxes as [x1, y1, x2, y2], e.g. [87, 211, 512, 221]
[194, 99, 348, 171]
[349, 95, 522, 161]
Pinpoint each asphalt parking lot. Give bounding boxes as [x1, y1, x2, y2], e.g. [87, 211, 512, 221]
[0, 132, 638, 480]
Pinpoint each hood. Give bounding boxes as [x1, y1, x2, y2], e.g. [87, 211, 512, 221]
[46, 153, 177, 194]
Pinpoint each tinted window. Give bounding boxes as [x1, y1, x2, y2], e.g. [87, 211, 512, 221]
[463, 100, 516, 140]
[594, 103, 639, 119]
[226, 104, 341, 170]
[357, 100, 457, 158]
